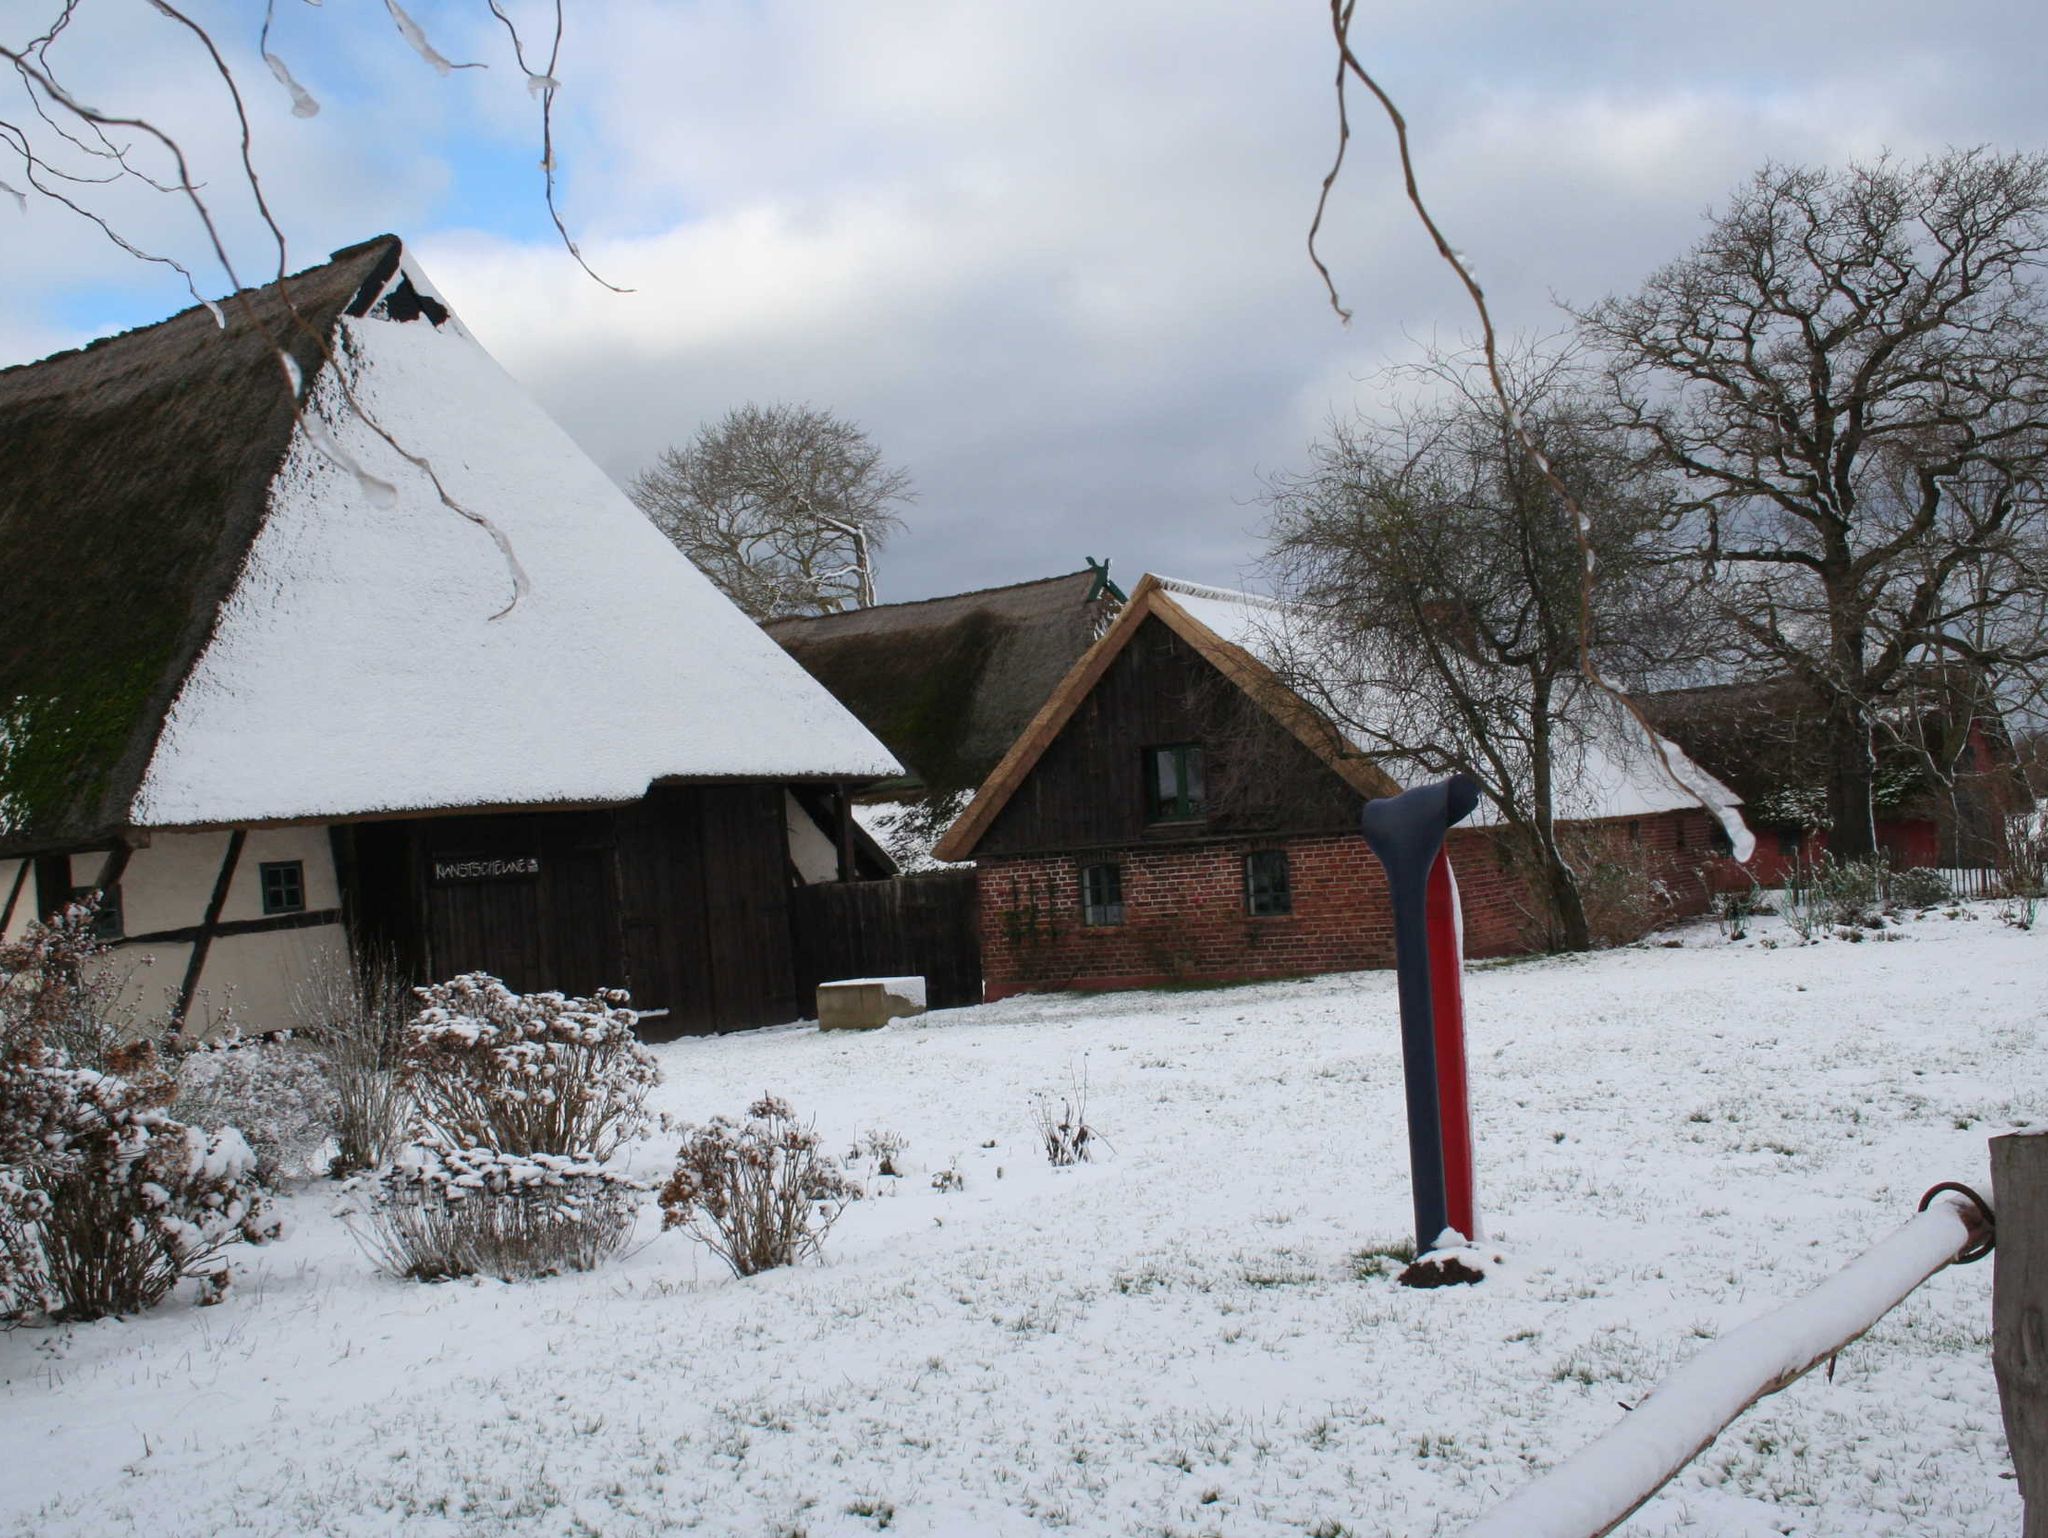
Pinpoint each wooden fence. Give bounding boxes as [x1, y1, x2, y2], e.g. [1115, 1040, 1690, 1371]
[1457, 1138, 2038, 1537]
[789, 869, 983, 1014]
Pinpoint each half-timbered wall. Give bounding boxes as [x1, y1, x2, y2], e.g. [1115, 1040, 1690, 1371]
[0, 827, 348, 1037]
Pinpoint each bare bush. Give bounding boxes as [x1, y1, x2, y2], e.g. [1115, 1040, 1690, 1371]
[173, 1036, 336, 1185]
[296, 951, 411, 1176]
[659, 1096, 860, 1277]
[1031, 1072, 1102, 1167]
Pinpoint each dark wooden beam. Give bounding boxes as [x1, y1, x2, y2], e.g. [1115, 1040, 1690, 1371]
[175, 830, 245, 1026]
[835, 782, 856, 883]
[33, 854, 70, 922]
[129, 907, 342, 949]
[0, 859, 27, 935]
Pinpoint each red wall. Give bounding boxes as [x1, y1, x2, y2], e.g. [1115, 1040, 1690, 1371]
[1710, 817, 1944, 892]
[977, 810, 1722, 1001]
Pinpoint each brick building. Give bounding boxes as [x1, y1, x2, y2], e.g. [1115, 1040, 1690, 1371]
[934, 575, 1732, 1000]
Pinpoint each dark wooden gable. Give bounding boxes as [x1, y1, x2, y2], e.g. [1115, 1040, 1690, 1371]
[975, 614, 1362, 857]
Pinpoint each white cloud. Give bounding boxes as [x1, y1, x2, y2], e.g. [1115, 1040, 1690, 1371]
[9, 0, 2046, 600]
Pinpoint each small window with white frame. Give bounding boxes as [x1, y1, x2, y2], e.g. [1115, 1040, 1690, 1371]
[1080, 862, 1124, 926]
[1243, 849, 1292, 917]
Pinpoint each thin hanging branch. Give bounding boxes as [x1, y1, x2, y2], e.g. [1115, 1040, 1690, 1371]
[1308, 0, 1754, 855]
[0, 1, 622, 620]
[486, 0, 632, 293]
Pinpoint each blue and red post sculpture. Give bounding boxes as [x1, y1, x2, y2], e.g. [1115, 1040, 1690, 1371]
[1361, 775, 1482, 1254]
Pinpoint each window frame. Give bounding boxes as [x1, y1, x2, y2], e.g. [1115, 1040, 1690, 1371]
[259, 859, 307, 917]
[1142, 742, 1207, 822]
[1243, 848, 1293, 918]
[69, 884, 123, 941]
[1079, 861, 1125, 927]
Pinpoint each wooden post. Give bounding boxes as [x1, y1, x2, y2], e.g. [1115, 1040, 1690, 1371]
[835, 782, 856, 884]
[1994, 1132, 2048, 1538]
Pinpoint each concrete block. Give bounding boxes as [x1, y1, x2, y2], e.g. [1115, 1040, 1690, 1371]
[817, 975, 927, 1031]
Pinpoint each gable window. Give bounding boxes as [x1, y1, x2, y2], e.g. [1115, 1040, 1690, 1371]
[1244, 849, 1293, 917]
[260, 860, 306, 916]
[1080, 862, 1124, 926]
[1144, 743, 1206, 821]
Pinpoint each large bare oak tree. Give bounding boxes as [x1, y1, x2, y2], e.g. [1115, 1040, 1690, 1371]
[1578, 148, 2048, 857]
[630, 403, 913, 620]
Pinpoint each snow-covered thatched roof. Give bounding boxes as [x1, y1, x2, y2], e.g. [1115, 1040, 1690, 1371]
[763, 569, 1120, 800]
[0, 236, 899, 852]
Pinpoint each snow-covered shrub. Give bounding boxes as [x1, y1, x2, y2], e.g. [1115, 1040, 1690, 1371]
[349, 974, 658, 1282]
[1888, 866, 1952, 910]
[348, 1146, 640, 1282]
[1, 908, 279, 1322]
[403, 974, 657, 1160]
[173, 1035, 337, 1184]
[659, 1096, 860, 1277]
[296, 949, 411, 1176]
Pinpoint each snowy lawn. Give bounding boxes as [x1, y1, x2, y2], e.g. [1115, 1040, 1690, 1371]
[2, 907, 2038, 1538]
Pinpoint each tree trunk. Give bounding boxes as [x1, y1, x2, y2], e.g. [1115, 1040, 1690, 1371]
[1530, 686, 1592, 951]
[1824, 603, 1879, 861]
[1543, 850, 1593, 951]
[1825, 693, 1879, 861]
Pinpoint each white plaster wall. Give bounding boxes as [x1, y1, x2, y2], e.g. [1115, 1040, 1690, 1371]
[183, 925, 352, 1037]
[786, 791, 840, 885]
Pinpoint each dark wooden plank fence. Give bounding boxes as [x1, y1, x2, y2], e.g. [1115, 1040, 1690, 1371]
[789, 869, 983, 1014]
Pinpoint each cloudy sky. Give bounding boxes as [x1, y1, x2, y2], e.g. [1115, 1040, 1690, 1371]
[6, 0, 2046, 602]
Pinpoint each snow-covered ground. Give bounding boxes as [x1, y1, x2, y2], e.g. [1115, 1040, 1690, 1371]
[3, 907, 2038, 1537]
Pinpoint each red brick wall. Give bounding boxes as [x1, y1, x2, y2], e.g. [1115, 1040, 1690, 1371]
[978, 809, 1721, 1000]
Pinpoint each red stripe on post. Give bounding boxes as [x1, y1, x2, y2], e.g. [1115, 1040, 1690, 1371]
[1426, 848, 1476, 1241]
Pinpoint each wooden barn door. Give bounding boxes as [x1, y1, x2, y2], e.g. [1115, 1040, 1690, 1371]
[418, 811, 622, 998]
[612, 784, 799, 1038]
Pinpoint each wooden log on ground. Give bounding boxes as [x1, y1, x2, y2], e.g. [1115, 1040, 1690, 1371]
[1995, 1132, 2048, 1538]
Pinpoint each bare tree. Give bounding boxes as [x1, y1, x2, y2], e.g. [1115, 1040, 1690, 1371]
[1577, 149, 2048, 858]
[1261, 343, 1687, 950]
[631, 403, 913, 619]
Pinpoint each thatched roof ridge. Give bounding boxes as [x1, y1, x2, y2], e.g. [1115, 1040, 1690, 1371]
[763, 569, 1118, 797]
[0, 238, 401, 856]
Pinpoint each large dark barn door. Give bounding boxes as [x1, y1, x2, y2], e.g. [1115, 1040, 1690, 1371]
[343, 787, 798, 1039]
[612, 784, 798, 1039]
[419, 811, 621, 998]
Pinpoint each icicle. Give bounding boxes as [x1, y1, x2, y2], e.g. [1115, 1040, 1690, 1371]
[264, 49, 321, 118]
[525, 72, 560, 98]
[201, 296, 226, 329]
[276, 350, 304, 399]
[0, 178, 24, 214]
[384, 0, 478, 75]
